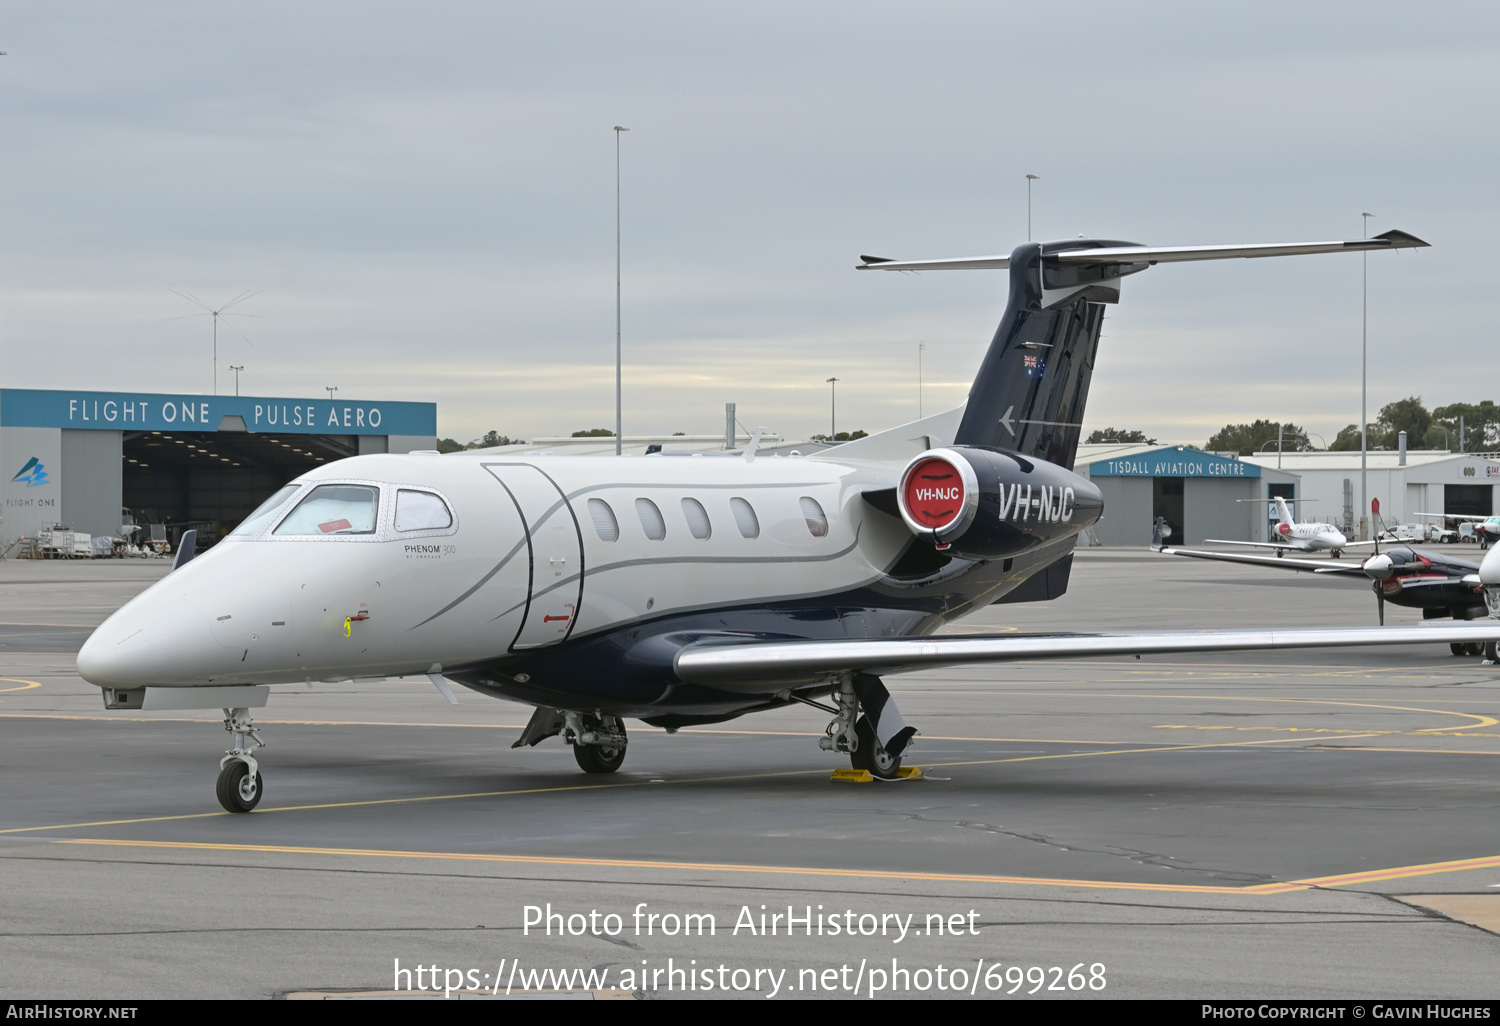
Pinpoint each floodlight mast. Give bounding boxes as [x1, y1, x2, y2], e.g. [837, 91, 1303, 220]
[614, 125, 629, 456]
[170, 290, 259, 395]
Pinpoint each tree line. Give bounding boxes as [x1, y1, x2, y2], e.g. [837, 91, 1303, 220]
[1085, 398, 1497, 456]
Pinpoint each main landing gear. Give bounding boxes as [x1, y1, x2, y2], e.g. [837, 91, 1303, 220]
[216, 707, 265, 813]
[817, 675, 915, 780]
[511, 707, 629, 773]
[566, 712, 628, 774]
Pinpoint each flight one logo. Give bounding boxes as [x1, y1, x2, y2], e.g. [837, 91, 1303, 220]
[11, 457, 49, 488]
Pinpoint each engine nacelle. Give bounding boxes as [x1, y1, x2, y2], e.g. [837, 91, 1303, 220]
[896, 446, 1103, 558]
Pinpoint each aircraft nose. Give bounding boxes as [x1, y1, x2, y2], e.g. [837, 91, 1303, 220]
[78, 599, 223, 688]
[1481, 544, 1500, 586]
[1363, 553, 1394, 580]
[1331, 532, 1347, 548]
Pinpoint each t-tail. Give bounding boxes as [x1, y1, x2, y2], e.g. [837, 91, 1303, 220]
[858, 229, 1429, 471]
[1273, 496, 1295, 526]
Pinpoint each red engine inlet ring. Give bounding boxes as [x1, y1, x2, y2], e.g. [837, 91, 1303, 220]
[897, 450, 979, 543]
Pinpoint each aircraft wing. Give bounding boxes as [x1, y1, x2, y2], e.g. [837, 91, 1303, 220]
[674, 621, 1499, 692]
[1417, 511, 1484, 522]
[1202, 538, 1298, 551]
[1157, 546, 1366, 576]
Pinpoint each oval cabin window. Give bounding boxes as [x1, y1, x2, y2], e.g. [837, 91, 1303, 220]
[588, 498, 619, 542]
[635, 498, 666, 541]
[681, 498, 711, 540]
[799, 496, 828, 538]
[730, 497, 760, 539]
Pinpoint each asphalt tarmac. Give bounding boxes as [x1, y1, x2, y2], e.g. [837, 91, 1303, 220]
[2, 548, 1499, 1000]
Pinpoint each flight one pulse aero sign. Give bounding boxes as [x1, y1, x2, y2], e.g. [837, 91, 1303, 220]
[0, 389, 436, 437]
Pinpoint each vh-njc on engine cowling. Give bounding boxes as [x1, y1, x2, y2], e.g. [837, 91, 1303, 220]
[896, 446, 1103, 559]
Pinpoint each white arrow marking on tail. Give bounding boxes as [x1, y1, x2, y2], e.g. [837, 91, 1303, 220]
[1000, 406, 1015, 436]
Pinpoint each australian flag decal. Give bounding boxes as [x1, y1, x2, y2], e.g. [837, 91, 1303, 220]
[1023, 353, 1046, 378]
[11, 457, 49, 488]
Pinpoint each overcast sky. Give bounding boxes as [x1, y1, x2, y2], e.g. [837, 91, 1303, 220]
[1, 3, 1494, 445]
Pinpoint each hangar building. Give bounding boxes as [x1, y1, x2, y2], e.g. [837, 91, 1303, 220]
[1240, 450, 1500, 534]
[1, 388, 436, 552]
[1075, 443, 1300, 547]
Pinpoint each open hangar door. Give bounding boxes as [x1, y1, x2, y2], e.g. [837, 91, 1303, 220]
[122, 429, 359, 549]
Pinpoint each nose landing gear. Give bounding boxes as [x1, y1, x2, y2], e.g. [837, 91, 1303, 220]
[216, 707, 265, 813]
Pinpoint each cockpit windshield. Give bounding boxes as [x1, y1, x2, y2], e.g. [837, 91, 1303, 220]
[229, 485, 301, 538]
[273, 484, 380, 536]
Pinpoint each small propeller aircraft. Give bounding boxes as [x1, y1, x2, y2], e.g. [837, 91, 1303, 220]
[1204, 496, 1356, 557]
[1153, 516, 1491, 654]
[77, 226, 1500, 813]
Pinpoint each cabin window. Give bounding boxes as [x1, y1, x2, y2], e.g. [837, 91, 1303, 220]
[274, 484, 379, 536]
[395, 489, 452, 532]
[636, 498, 666, 541]
[799, 496, 828, 538]
[230, 484, 300, 537]
[588, 498, 619, 541]
[730, 497, 760, 539]
[681, 498, 711, 539]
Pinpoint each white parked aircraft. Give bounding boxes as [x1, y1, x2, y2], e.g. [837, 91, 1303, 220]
[1206, 496, 1355, 557]
[78, 227, 1499, 813]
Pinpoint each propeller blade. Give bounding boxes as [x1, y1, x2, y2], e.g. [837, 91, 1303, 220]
[1377, 589, 1385, 626]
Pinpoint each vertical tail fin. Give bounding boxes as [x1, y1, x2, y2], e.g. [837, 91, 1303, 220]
[951, 241, 1146, 469]
[858, 229, 1428, 471]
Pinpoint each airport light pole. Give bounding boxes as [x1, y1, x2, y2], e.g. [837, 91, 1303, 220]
[614, 125, 629, 456]
[325, 386, 338, 401]
[1361, 211, 1372, 539]
[826, 377, 839, 440]
[229, 365, 244, 396]
[1026, 174, 1040, 241]
[918, 341, 925, 418]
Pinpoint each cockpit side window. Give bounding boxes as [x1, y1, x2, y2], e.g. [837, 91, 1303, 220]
[273, 484, 380, 536]
[395, 489, 453, 532]
[229, 484, 301, 538]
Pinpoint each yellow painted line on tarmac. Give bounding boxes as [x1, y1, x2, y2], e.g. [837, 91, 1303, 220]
[0, 733, 1381, 836]
[0, 622, 99, 628]
[47, 838, 1500, 897]
[0, 679, 42, 693]
[975, 692, 1500, 731]
[1307, 746, 1500, 757]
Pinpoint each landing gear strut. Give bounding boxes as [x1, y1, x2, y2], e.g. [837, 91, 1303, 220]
[565, 712, 627, 774]
[216, 707, 265, 813]
[817, 675, 909, 780]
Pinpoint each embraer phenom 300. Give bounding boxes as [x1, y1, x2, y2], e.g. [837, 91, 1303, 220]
[79, 227, 1500, 813]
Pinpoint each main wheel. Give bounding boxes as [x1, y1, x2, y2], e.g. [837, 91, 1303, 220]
[1451, 642, 1469, 657]
[574, 741, 626, 774]
[216, 761, 263, 813]
[1467, 642, 1486, 657]
[1485, 642, 1499, 663]
[850, 717, 903, 780]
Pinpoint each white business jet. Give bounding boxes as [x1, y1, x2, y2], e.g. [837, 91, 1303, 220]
[1206, 496, 1354, 557]
[79, 226, 1498, 813]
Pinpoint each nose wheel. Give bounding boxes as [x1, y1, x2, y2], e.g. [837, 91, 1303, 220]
[216, 707, 266, 813]
[216, 760, 263, 813]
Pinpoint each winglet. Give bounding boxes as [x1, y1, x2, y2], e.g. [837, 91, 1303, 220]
[1371, 229, 1430, 249]
[1150, 517, 1167, 552]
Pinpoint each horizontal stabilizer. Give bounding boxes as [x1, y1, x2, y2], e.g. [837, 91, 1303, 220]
[856, 230, 1428, 272]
